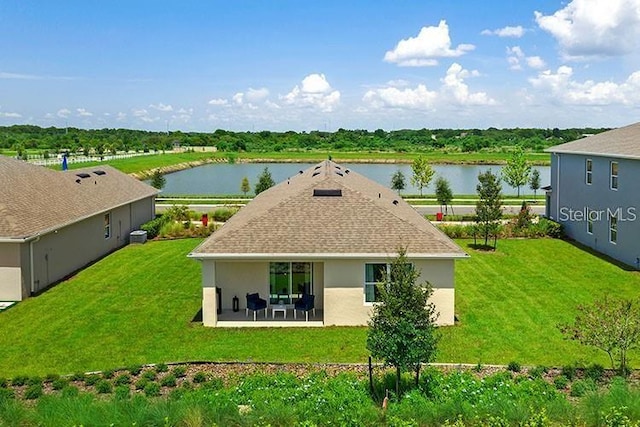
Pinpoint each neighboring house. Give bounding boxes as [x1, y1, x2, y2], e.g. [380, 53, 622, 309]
[546, 122, 640, 269]
[0, 156, 157, 301]
[189, 160, 468, 327]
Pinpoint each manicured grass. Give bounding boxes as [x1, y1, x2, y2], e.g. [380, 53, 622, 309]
[0, 238, 638, 376]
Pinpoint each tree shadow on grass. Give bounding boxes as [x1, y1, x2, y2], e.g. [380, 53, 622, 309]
[466, 243, 497, 252]
[563, 238, 638, 272]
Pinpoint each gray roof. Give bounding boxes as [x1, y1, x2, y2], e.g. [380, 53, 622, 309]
[0, 156, 157, 240]
[191, 160, 467, 259]
[546, 122, 640, 159]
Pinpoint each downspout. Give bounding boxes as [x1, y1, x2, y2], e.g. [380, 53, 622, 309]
[29, 234, 41, 296]
[555, 153, 561, 220]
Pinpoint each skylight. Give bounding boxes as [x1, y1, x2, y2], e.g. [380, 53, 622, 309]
[313, 189, 342, 197]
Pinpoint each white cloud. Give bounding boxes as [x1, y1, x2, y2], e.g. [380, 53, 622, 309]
[507, 46, 546, 70]
[116, 112, 127, 121]
[0, 111, 21, 118]
[56, 108, 71, 118]
[535, 0, 640, 59]
[529, 66, 640, 105]
[132, 108, 148, 117]
[282, 73, 340, 112]
[76, 108, 93, 117]
[232, 92, 244, 105]
[363, 84, 438, 109]
[245, 87, 269, 102]
[131, 108, 158, 123]
[150, 103, 173, 112]
[384, 20, 474, 67]
[208, 98, 228, 106]
[363, 63, 495, 110]
[441, 63, 496, 106]
[481, 25, 525, 38]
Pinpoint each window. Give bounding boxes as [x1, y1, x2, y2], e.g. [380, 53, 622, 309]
[364, 262, 413, 303]
[587, 209, 593, 234]
[365, 263, 387, 303]
[585, 159, 592, 185]
[269, 262, 312, 304]
[609, 212, 617, 244]
[610, 161, 618, 190]
[104, 213, 111, 239]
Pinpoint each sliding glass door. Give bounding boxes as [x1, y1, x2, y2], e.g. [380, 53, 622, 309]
[269, 262, 312, 304]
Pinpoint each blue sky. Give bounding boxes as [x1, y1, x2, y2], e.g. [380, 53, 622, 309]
[2, 0, 640, 132]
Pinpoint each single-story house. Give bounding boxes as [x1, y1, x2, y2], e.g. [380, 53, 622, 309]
[0, 156, 157, 300]
[546, 122, 640, 269]
[189, 160, 468, 327]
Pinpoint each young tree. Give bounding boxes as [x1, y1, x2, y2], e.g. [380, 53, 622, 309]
[254, 167, 275, 195]
[502, 149, 531, 197]
[411, 156, 435, 196]
[150, 169, 166, 190]
[559, 296, 640, 375]
[529, 169, 541, 198]
[475, 170, 502, 247]
[367, 248, 439, 398]
[434, 176, 454, 215]
[390, 170, 406, 194]
[240, 176, 251, 195]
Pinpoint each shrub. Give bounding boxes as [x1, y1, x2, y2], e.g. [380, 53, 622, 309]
[553, 376, 569, 390]
[70, 372, 86, 382]
[570, 378, 597, 397]
[27, 376, 42, 386]
[114, 385, 130, 400]
[127, 364, 143, 376]
[211, 207, 237, 222]
[155, 363, 168, 373]
[44, 373, 60, 383]
[114, 374, 132, 386]
[135, 378, 149, 390]
[538, 218, 563, 238]
[84, 374, 101, 386]
[584, 364, 605, 382]
[23, 384, 43, 400]
[0, 378, 7, 388]
[140, 216, 167, 239]
[561, 365, 577, 381]
[160, 374, 177, 388]
[528, 365, 548, 379]
[141, 371, 157, 381]
[507, 361, 521, 373]
[144, 382, 161, 397]
[192, 372, 207, 383]
[102, 369, 115, 379]
[51, 378, 69, 391]
[95, 379, 113, 394]
[62, 385, 79, 398]
[0, 387, 15, 401]
[172, 366, 187, 378]
[11, 375, 28, 387]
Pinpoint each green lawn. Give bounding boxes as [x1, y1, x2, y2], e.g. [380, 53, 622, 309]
[0, 238, 637, 376]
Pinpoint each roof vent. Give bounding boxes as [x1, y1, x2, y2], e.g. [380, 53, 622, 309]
[313, 189, 342, 197]
[314, 165, 322, 170]
[336, 172, 343, 177]
[76, 173, 91, 179]
[345, 169, 350, 174]
[312, 171, 321, 177]
[392, 200, 399, 205]
[299, 170, 303, 174]
[93, 170, 106, 176]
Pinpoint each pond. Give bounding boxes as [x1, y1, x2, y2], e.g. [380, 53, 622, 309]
[157, 162, 550, 196]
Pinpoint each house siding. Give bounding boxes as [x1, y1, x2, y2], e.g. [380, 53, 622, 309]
[0, 243, 22, 301]
[550, 152, 640, 268]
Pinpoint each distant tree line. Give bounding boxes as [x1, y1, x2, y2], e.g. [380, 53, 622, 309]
[0, 124, 610, 156]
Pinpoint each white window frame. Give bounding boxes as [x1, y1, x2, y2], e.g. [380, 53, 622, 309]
[364, 262, 414, 304]
[104, 213, 111, 239]
[585, 158, 592, 185]
[610, 161, 618, 190]
[586, 208, 593, 235]
[609, 212, 617, 244]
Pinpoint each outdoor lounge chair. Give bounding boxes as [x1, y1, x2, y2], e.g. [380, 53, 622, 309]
[294, 294, 315, 321]
[246, 292, 267, 321]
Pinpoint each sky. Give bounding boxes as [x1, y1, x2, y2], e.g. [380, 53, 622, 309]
[1, 0, 640, 132]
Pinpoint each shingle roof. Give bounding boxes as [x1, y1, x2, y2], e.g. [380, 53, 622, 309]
[191, 160, 467, 259]
[546, 122, 640, 159]
[0, 156, 157, 240]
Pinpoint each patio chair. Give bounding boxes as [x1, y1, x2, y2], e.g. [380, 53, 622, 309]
[294, 294, 315, 321]
[245, 292, 267, 321]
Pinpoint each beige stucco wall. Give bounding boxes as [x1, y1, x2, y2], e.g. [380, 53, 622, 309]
[214, 261, 268, 310]
[323, 258, 455, 326]
[0, 243, 22, 301]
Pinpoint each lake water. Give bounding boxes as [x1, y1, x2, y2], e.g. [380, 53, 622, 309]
[158, 162, 550, 196]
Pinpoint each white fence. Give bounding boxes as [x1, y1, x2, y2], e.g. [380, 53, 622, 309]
[27, 151, 161, 167]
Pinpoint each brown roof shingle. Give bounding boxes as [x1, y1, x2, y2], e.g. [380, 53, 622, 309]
[191, 160, 466, 258]
[0, 156, 157, 239]
[546, 122, 640, 159]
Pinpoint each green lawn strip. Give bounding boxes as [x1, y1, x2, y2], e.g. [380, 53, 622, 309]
[1, 238, 638, 376]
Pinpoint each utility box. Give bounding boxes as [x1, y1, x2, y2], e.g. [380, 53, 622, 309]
[130, 230, 147, 244]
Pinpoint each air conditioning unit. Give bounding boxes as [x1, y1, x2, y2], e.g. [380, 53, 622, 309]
[130, 230, 147, 244]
